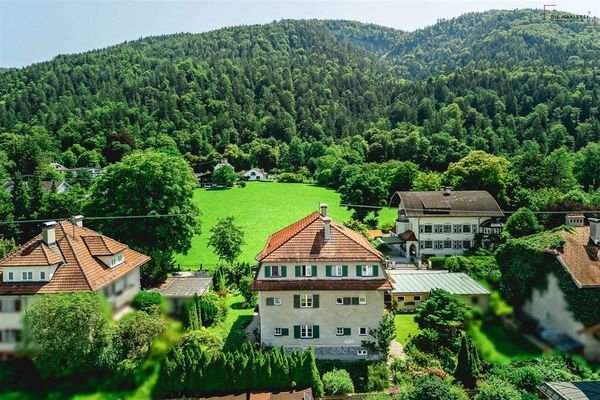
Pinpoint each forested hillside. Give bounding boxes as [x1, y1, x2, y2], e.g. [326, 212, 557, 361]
[1, 9, 599, 216]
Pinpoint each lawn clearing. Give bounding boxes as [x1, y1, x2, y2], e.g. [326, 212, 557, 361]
[395, 313, 420, 345]
[175, 182, 397, 268]
[207, 294, 255, 351]
[469, 320, 543, 364]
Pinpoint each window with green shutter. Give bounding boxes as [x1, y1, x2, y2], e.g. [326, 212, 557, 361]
[351, 297, 359, 305]
[295, 265, 302, 277]
[282, 328, 289, 336]
[343, 297, 351, 305]
[266, 297, 274, 306]
[356, 265, 362, 277]
[293, 295, 300, 308]
[313, 294, 319, 308]
[313, 325, 320, 339]
[342, 265, 348, 276]
[372, 265, 379, 276]
[264, 266, 271, 278]
[311, 265, 317, 277]
[281, 266, 287, 277]
[343, 328, 351, 336]
[294, 325, 300, 338]
[326, 265, 332, 277]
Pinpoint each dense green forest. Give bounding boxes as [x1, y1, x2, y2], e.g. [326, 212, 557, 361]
[1, 9, 600, 221]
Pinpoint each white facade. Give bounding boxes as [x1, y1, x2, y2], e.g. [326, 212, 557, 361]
[0, 267, 141, 358]
[244, 168, 267, 181]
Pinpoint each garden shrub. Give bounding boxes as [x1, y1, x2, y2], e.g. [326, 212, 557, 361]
[406, 375, 468, 400]
[316, 360, 374, 393]
[277, 172, 305, 183]
[474, 377, 520, 400]
[429, 256, 446, 269]
[322, 369, 355, 395]
[131, 291, 164, 314]
[199, 291, 228, 326]
[367, 362, 390, 392]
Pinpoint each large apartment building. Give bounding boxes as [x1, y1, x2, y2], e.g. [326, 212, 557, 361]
[391, 188, 504, 259]
[252, 205, 391, 360]
[0, 216, 150, 360]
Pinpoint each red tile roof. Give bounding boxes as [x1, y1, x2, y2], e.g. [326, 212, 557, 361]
[252, 279, 392, 291]
[0, 221, 150, 295]
[550, 226, 600, 288]
[256, 212, 383, 262]
[394, 190, 504, 217]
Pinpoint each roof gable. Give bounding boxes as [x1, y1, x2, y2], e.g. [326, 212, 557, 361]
[553, 227, 600, 288]
[396, 190, 504, 218]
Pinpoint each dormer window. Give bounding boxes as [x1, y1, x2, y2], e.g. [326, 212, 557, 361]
[22, 272, 33, 281]
[111, 252, 124, 268]
[8, 272, 13, 281]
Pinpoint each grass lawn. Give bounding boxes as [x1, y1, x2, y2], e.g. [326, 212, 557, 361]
[395, 313, 420, 345]
[469, 320, 543, 364]
[207, 294, 255, 351]
[175, 182, 397, 268]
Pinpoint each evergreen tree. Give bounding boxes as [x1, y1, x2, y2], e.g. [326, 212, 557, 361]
[454, 334, 482, 389]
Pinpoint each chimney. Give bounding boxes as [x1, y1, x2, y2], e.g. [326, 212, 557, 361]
[320, 203, 328, 217]
[42, 221, 57, 246]
[323, 217, 332, 242]
[442, 186, 452, 196]
[566, 214, 584, 227]
[71, 215, 84, 228]
[589, 218, 600, 245]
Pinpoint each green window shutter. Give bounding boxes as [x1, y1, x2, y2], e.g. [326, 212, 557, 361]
[326, 265, 332, 277]
[313, 325, 320, 339]
[282, 328, 289, 336]
[265, 266, 271, 278]
[295, 265, 301, 277]
[351, 297, 359, 305]
[343, 297, 351, 305]
[293, 295, 300, 308]
[311, 265, 317, 277]
[281, 266, 287, 277]
[343, 328, 351, 336]
[342, 265, 348, 276]
[313, 295, 319, 308]
[266, 297, 274, 306]
[294, 325, 300, 338]
[373, 265, 379, 277]
[356, 265, 362, 277]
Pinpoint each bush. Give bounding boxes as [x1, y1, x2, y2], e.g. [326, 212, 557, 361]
[131, 291, 164, 314]
[277, 172, 305, 183]
[179, 329, 224, 355]
[475, 377, 520, 400]
[367, 363, 390, 392]
[199, 291, 228, 326]
[429, 257, 447, 269]
[407, 375, 468, 400]
[322, 369, 355, 395]
[317, 360, 374, 393]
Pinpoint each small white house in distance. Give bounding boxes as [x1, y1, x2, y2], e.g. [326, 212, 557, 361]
[214, 158, 234, 172]
[243, 168, 268, 181]
[387, 270, 490, 312]
[154, 272, 212, 315]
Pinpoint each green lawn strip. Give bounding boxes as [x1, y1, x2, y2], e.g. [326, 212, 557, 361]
[175, 182, 397, 269]
[469, 320, 542, 364]
[207, 294, 255, 351]
[394, 313, 420, 345]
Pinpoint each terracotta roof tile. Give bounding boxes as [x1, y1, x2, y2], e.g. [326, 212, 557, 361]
[551, 227, 600, 288]
[251, 279, 392, 291]
[0, 237, 63, 266]
[256, 212, 383, 262]
[0, 221, 150, 295]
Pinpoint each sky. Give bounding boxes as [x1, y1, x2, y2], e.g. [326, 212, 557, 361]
[1, 0, 599, 68]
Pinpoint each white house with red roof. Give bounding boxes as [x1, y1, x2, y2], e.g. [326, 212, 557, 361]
[0, 216, 150, 360]
[252, 204, 391, 360]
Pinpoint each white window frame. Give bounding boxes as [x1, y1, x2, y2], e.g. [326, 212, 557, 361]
[300, 294, 313, 308]
[274, 328, 283, 336]
[111, 252, 124, 267]
[40, 271, 46, 280]
[336, 327, 344, 336]
[301, 265, 312, 277]
[22, 271, 33, 281]
[271, 265, 281, 277]
[361, 265, 373, 276]
[443, 240, 452, 249]
[472, 224, 478, 233]
[419, 224, 433, 234]
[443, 224, 452, 233]
[332, 265, 343, 277]
[357, 349, 368, 356]
[434, 240, 443, 249]
[462, 224, 471, 233]
[453, 224, 463, 234]
[300, 325, 313, 339]
[462, 240, 472, 249]
[423, 240, 433, 249]
[273, 297, 282, 306]
[359, 296, 367, 305]
[336, 297, 343, 305]
[434, 224, 443, 233]
[359, 327, 368, 336]
[453, 240, 463, 250]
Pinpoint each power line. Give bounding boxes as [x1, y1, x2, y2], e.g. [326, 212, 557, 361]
[0, 213, 194, 225]
[339, 203, 600, 215]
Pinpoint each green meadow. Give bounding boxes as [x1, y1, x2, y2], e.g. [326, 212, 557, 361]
[175, 182, 397, 268]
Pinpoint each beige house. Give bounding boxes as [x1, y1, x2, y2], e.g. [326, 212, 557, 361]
[390, 188, 504, 259]
[522, 215, 600, 361]
[252, 205, 391, 360]
[387, 270, 490, 312]
[0, 216, 150, 360]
